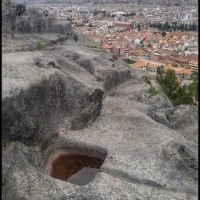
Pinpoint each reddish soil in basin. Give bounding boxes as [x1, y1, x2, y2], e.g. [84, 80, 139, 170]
[50, 153, 104, 186]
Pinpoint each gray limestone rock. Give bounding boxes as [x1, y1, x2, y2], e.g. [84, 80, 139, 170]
[2, 52, 104, 145]
[49, 20, 73, 35]
[103, 69, 133, 92]
[148, 105, 198, 143]
[15, 4, 26, 16]
[2, 1, 73, 36]
[2, 12, 198, 200]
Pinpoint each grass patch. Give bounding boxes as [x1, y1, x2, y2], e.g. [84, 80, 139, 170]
[2, 139, 9, 148]
[86, 45, 100, 48]
[112, 55, 118, 60]
[35, 40, 43, 50]
[2, 167, 14, 197]
[165, 113, 170, 120]
[143, 76, 152, 85]
[122, 58, 136, 64]
[148, 86, 159, 98]
[15, 47, 26, 52]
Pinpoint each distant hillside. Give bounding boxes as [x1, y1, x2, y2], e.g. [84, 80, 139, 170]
[12, 0, 198, 5]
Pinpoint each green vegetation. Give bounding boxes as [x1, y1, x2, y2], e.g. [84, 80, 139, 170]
[165, 113, 170, 120]
[122, 58, 136, 64]
[102, 94, 107, 99]
[188, 74, 198, 102]
[156, 65, 165, 80]
[148, 85, 159, 98]
[93, 10, 106, 16]
[112, 55, 118, 60]
[143, 76, 152, 85]
[156, 68, 198, 106]
[85, 44, 100, 48]
[2, 139, 9, 148]
[161, 31, 166, 37]
[35, 40, 43, 50]
[137, 24, 141, 31]
[149, 21, 197, 32]
[2, 168, 14, 196]
[15, 47, 26, 52]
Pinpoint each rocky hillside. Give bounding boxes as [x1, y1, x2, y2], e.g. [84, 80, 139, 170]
[2, 1, 198, 200]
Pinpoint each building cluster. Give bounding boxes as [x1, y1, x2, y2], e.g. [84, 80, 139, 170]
[34, 3, 198, 82]
[72, 6, 198, 82]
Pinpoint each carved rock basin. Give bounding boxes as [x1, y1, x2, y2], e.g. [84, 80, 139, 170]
[49, 153, 105, 186]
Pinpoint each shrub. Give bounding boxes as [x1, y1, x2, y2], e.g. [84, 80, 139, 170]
[165, 113, 170, 120]
[86, 44, 100, 48]
[35, 40, 43, 50]
[122, 58, 136, 64]
[143, 76, 151, 85]
[15, 47, 25, 52]
[157, 68, 195, 106]
[112, 55, 118, 60]
[2, 139, 9, 148]
[148, 86, 159, 98]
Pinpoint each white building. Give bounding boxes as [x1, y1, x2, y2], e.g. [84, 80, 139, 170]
[183, 13, 192, 21]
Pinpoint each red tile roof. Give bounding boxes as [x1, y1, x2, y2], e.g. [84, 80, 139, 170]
[131, 62, 145, 68]
[175, 68, 193, 75]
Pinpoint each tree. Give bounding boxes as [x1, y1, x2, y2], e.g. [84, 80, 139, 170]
[163, 22, 170, 30]
[157, 68, 196, 106]
[188, 74, 198, 101]
[173, 26, 177, 31]
[137, 24, 141, 30]
[179, 23, 185, 31]
[172, 85, 193, 106]
[161, 69, 178, 99]
[156, 65, 165, 81]
[157, 23, 162, 30]
[190, 23, 197, 31]
[180, 85, 193, 104]
[147, 43, 152, 47]
[122, 58, 136, 64]
[161, 31, 166, 37]
[184, 24, 188, 31]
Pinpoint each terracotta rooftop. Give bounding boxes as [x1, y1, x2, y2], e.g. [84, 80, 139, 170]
[146, 63, 158, 69]
[130, 62, 145, 68]
[175, 68, 193, 75]
[164, 64, 174, 70]
[101, 44, 114, 50]
[189, 60, 198, 64]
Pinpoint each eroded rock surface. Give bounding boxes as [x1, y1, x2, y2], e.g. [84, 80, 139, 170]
[2, 6, 198, 200]
[2, 0, 73, 36]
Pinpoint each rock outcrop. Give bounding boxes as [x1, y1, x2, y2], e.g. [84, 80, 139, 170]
[148, 105, 198, 143]
[2, 51, 104, 145]
[2, 2, 198, 200]
[2, 0, 18, 35]
[2, 0, 73, 36]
